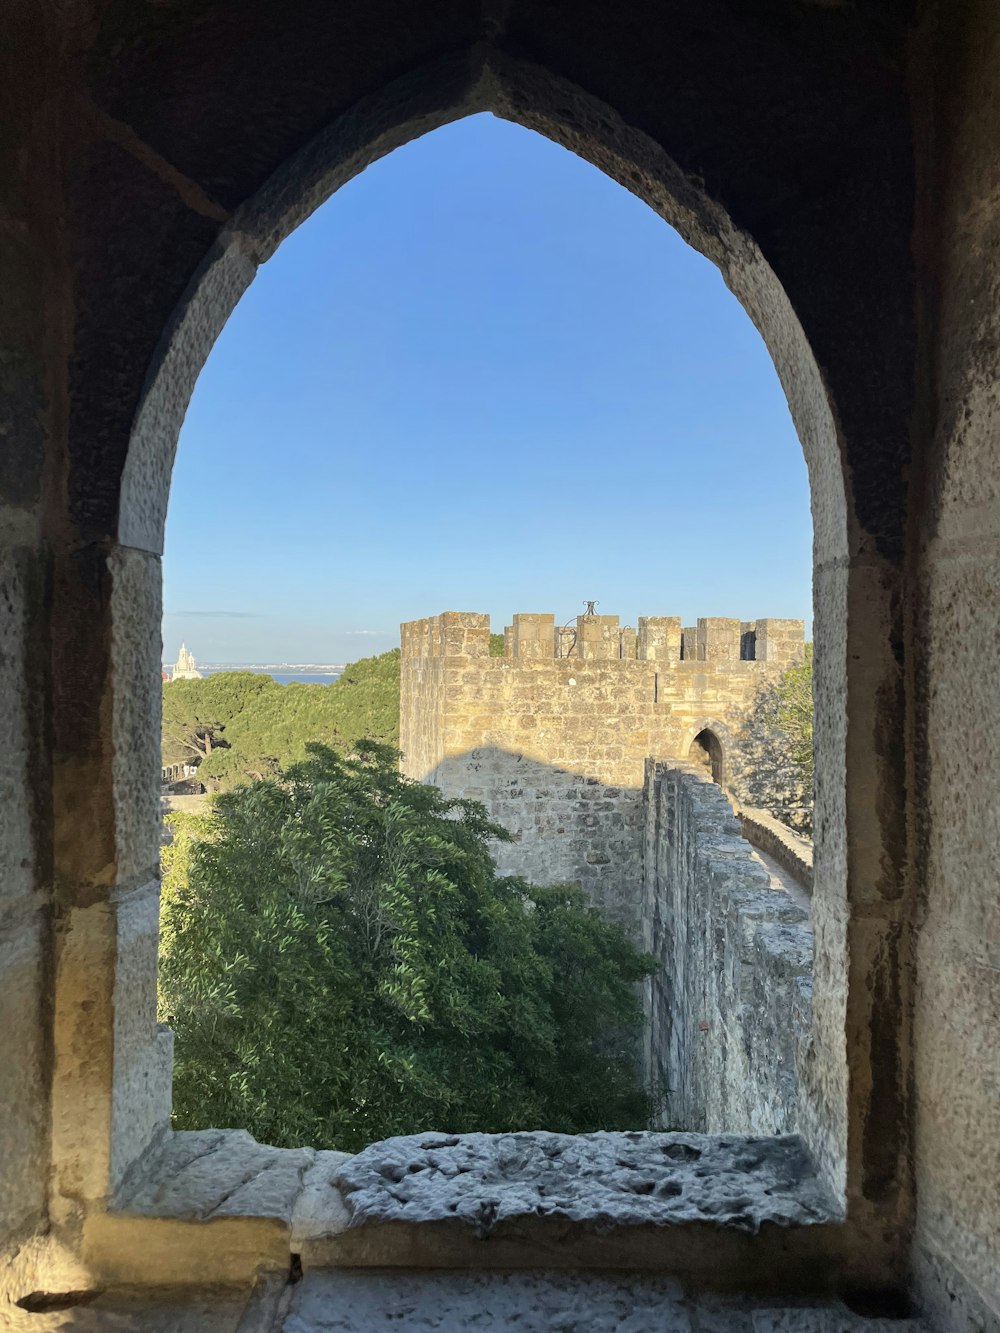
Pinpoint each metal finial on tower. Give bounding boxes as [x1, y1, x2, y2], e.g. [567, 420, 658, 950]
[583, 599, 599, 616]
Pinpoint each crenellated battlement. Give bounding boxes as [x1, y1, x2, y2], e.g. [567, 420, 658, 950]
[399, 611, 491, 659]
[400, 610, 804, 665]
[400, 607, 806, 933]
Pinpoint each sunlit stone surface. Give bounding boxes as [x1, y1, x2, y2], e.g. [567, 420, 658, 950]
[332, 1131, 837, 1234]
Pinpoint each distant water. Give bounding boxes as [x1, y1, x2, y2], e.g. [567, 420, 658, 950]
[267, 672, 342, 686]
[182, 668, 344, 686]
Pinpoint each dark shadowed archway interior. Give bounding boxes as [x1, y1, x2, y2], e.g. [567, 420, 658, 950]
[688, 728, 725, 785]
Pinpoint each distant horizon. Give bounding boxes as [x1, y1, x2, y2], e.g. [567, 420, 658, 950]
[166, 658, 350, 668]
[162, 603, 815, 674]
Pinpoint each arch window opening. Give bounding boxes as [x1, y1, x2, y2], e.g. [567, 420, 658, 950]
[149, 109, 823, 1179]
[688, 728, 725, 785]
[0, 0, 968, 1298]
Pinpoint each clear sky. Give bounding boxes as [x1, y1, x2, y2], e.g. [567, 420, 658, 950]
[163, 114, 811, 665]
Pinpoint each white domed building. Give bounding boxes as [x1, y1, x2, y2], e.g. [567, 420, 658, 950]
[170, 643, 203, 681]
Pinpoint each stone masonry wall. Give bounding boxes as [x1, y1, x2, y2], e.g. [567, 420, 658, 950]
[641, 764, 813, 1135]
[400, 610, 804, 934]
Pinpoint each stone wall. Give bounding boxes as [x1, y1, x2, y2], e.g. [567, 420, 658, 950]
[911, 2, 1000, 1325]
[400, 610, 803, 932]
[8, 3, 1000, 1316]
[642, 765, 812, 1136]
[402, 619, 816, 1136]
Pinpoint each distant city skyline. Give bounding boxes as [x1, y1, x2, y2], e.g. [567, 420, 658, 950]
[163, 114, 812, 664]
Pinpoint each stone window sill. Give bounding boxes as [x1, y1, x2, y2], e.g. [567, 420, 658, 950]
[86, 1130, 842, 1288]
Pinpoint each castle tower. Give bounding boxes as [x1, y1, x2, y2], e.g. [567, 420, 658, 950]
[399, 609, 804, 934]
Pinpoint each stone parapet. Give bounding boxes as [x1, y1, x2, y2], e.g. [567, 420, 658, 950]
[399, 610, 806, 935]
[400, 612, 490, 659]
[642, 764, 813, 1137]
[401, 612, 804, 666]
[732, 800, 814, 893]
[698, 617, 743, 662]
[638, 616, 682, 661]
[511, 612, 555, 659]
[754, 618, 806, 664]
[576, 613, 622, 659]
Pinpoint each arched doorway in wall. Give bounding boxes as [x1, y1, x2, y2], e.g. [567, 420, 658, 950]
[79, 45, 913, 1243]
[688, 728, 725, 785]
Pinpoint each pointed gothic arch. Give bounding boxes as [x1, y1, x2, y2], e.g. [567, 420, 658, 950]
[5, 18, 935, 1298]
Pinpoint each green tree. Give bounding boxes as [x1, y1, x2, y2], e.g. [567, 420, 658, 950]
[159, 742, 654, 1150]
[167, 650, 401, 790]
[162, 671, 281, 767]
[489, 632, 506, 657]
[732, 645, 814, 835]
[159, 807, 213, 963]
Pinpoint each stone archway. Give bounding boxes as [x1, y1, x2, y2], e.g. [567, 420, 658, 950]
[115, 50, 860, 1214]
[5, 12, 924, 1294]
[680, 717, 738, 789]
[115, 53, 857, 1202]
[688, 728, 725, 785]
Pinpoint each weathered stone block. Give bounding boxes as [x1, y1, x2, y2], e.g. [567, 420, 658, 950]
[639, 616, 682, 661]
[513, 612, 555, 659]
[698, 618, 743, 663]
[754, 619, 806, 665]
[0, 915, 48, 1243]
[111, 546, 163, 888]
[0, 544, 38, 922]
[332, 1130, 838, 1234]
[576, 613, 621, 660]
[110, 881, 173, 1190]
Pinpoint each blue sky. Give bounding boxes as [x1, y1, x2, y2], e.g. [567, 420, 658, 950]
[163, 114, 811, 665]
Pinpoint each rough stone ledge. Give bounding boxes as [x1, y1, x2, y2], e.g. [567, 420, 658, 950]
[87, 1130, 340, 1287]
[87, 1129, 852, 1287]
[110, 1130, 836, 1236]
[331, 1131, 839, 1236]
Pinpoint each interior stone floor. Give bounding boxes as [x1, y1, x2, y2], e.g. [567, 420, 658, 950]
[7, 1271, 930, 1331]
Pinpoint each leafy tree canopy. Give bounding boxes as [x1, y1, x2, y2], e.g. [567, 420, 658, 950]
[162, 671, 281, 767]
[159, 742, 654, 1150]
[165, 650, 401, 789]
[732, 645, 814, 836]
